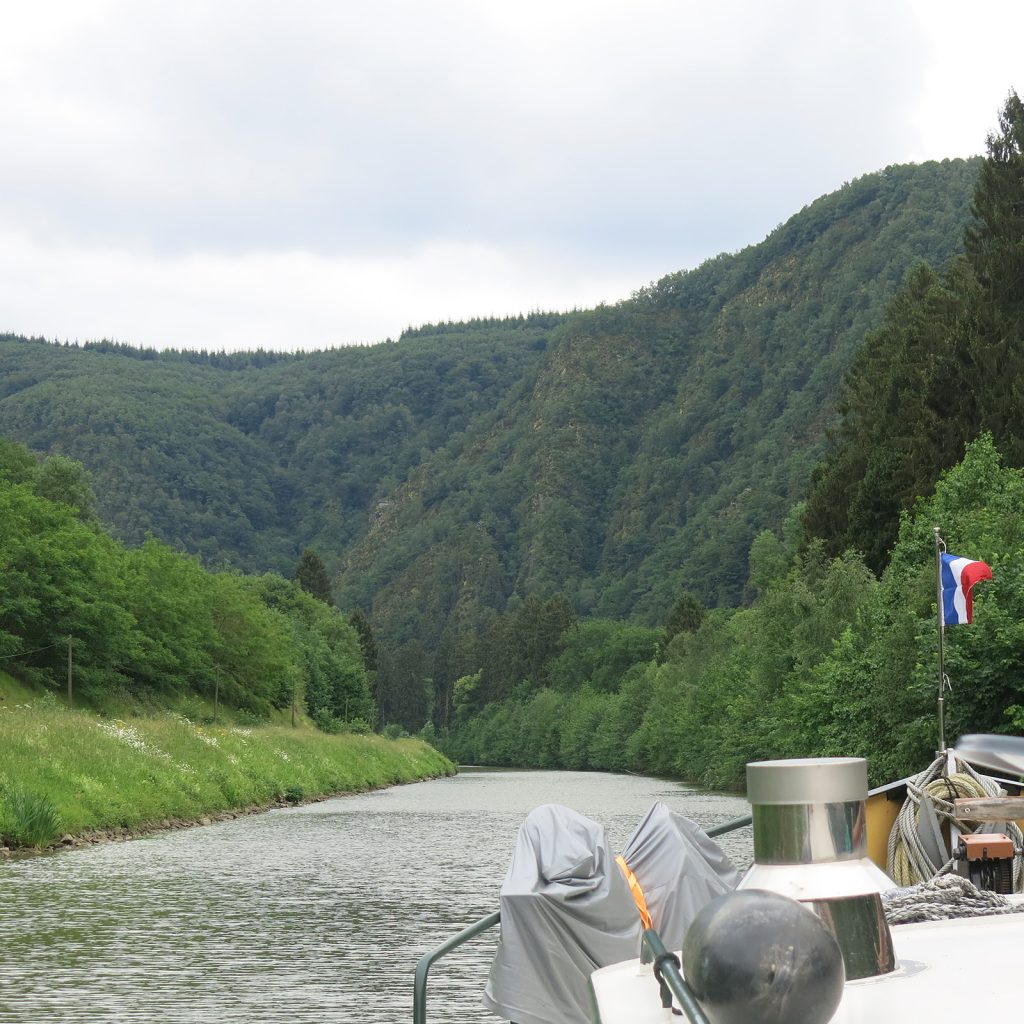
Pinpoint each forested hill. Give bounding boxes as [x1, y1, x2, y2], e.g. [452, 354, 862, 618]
[0, 157, 979, 723]
[0, 318, 557, 569]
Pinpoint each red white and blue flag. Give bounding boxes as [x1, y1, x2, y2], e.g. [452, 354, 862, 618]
[940, 553, 992, 625]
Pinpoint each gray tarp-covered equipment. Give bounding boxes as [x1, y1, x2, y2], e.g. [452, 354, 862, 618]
[483, 804, 642, 1024]
[619, 800, 740, 951]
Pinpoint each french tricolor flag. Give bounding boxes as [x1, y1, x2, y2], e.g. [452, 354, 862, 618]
[940, 553, 992, 625]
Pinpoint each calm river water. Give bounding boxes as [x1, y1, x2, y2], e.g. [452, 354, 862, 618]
[0, 769, 751, 1024]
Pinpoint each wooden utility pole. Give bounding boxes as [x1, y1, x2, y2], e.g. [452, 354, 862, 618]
[67, 636, 73, 707]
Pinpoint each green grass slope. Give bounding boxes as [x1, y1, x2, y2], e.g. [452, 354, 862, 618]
[0, 681, 453, 850]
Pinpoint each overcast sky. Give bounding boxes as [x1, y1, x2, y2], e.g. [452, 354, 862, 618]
[1, 1, 1021, 353]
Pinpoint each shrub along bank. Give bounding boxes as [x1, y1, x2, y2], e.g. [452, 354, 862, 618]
[0, 692, 454, 850]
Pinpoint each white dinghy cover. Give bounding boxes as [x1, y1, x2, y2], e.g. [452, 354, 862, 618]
[482, 804, 642, 1024]
[618, 801, 740, 951]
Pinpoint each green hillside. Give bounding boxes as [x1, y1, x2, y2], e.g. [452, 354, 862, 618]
[0, 157, 980, 730]
[443, 93, 1024, 787]
[331, 159, 980, 716]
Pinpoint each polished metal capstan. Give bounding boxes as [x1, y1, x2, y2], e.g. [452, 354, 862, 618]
[737, 757, 896, 980]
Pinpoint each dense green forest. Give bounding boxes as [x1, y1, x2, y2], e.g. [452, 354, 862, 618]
[0, 438, 375, 729]
[445, 435, 1024, 787]
[5, 95, 1024, 785]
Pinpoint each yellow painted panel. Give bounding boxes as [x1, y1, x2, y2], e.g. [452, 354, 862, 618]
[866, 789, 903, 872]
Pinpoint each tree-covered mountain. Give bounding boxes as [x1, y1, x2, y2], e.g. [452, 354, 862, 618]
[0, 320, 556, 572]
[331, 158, 981, 714]
[0, 157, 980, 727]
[441, 92, 1024, 787]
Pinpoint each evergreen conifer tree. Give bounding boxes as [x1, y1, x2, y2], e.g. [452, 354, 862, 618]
[294, 548, 333, 604]
[965, 90, 1024, 335]
[963, 90, 1024, 447]
[348, 608, 378, 672]
[658, 592, 705, 660]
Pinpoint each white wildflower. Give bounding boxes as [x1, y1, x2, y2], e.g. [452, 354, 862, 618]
[96, 720, 170, 759]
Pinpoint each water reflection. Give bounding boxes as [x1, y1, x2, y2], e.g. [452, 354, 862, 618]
[0, 769, 751, 1023]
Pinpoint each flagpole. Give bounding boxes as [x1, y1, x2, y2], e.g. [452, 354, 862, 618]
[934, 526, 946, 753]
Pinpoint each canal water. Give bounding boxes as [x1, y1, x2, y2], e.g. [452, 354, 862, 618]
[0, 769, 751, 1023]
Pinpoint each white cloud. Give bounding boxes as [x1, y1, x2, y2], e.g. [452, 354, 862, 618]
[0, 0, 1022, 350]
[906, 0, 1021, 160]
[0, 231, 642, 351]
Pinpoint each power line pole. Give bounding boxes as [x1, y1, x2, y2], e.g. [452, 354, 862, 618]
[67, 636, 73, 707]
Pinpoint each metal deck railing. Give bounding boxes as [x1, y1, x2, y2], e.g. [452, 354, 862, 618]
[413, 910, 501, 1024]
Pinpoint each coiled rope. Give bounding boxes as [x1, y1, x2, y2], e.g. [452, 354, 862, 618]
[882, 873, 1024, 925]
[886, 753, 1024, 890]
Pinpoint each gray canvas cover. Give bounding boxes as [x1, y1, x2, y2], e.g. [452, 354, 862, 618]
[483, 804, 642, 1024]
[619, 800, 740, 951]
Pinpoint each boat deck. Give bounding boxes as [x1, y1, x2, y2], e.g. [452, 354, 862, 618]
[591, 900, 1024, 1022]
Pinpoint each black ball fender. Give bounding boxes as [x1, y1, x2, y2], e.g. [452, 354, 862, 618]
[681, 889, 845, 1024]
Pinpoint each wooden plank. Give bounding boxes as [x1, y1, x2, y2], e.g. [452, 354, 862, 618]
[953, 796, 1024, 822]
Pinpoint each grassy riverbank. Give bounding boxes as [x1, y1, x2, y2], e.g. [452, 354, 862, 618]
[0, 678, 454, 851]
